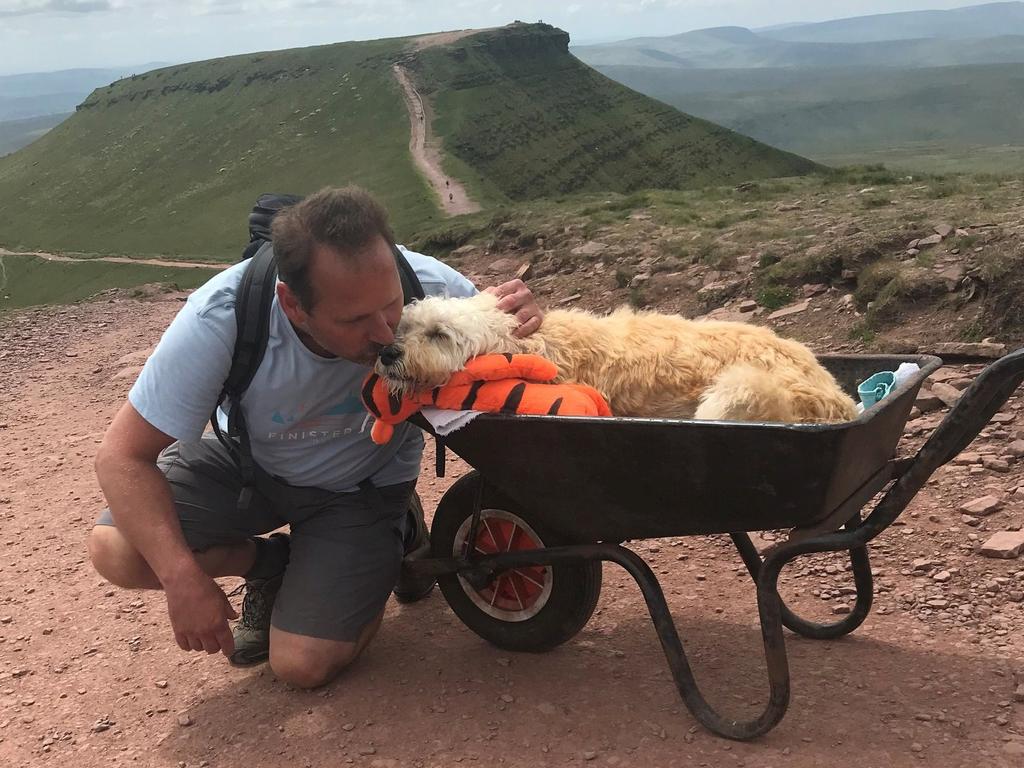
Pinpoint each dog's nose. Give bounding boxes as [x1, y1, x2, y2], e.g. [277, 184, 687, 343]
[378, 345, 402, 367]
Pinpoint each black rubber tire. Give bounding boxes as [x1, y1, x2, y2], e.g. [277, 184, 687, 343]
[431, 472, 602, 652]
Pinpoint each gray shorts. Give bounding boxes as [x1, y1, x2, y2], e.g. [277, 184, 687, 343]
[96, 437, 415, 642]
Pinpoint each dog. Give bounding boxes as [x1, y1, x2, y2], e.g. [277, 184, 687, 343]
[375, 292, 858, 423]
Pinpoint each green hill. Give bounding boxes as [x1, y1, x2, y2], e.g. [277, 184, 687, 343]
[408, 25, 818, 203]
[0, 23, 816, 261]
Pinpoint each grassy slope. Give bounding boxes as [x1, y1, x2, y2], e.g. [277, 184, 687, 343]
[0, 255, 214, 312]
[0, 39, 436, 261]
[413, 25, 819, 203]
[594, 62, 1024, 173]
[0, 24, 819, 262]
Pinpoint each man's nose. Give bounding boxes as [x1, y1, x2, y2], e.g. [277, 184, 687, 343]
[379, 345, 402, 367]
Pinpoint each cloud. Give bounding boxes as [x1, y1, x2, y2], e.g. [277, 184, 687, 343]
[0, 0, 111, 16]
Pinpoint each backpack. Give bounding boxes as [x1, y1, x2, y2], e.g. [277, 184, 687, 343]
[210, 193, 425, 507]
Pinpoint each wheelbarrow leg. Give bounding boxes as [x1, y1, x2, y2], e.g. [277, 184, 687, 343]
[461, 543, 791, 740]
[609, 545, 791, 740]
[731, 527, 874, 640]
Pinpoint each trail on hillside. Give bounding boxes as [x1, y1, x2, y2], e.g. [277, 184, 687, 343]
[392, 63, 481, 217]
[0, 247, 226, 271]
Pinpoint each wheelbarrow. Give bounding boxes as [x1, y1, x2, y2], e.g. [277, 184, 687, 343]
[405, 348, 1024, 740]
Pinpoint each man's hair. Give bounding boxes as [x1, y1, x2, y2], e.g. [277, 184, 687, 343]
[271, 186, 395, 311]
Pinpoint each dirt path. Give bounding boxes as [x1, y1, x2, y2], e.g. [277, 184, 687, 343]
[1, 294, 1023, 767]
[392, 63, 481, 217]
[0, 247, 226, 271]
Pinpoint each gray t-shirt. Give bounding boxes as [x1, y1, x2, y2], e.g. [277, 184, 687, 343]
[128, 247, 476, 491]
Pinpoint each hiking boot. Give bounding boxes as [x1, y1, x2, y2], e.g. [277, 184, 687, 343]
[393, 492, 435, 604]
[228, 532, 290, 667]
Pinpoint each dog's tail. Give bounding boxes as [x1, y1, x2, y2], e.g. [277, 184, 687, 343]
[694, 363, 857, 424]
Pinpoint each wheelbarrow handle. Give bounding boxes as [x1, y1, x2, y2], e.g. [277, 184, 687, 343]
[845, 346, 1024, 543]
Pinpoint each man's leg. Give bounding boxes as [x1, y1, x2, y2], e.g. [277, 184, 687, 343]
[265, 481, 415, 688]
[88, 437, 288, 621]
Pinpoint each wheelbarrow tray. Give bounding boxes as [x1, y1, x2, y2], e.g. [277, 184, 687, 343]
[431, 354, 941, 540]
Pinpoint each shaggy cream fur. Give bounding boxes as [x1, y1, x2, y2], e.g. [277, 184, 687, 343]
[376, 293, 858, 423]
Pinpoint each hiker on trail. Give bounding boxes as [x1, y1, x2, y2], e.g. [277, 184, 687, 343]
[88, 186, 543, 688]
[445, 179, 449, 187]
[449, 192, 453, 202]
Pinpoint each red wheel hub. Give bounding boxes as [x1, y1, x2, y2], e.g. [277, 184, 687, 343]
[464, 515, 548, 613]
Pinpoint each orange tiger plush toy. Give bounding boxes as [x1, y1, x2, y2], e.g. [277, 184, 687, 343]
[361, 353, 612, 444]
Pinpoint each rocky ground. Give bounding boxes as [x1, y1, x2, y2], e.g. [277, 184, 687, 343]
[3, 174, 1024, 767]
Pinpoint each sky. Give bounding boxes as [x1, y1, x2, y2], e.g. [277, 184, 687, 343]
[0, 1, 999, 76]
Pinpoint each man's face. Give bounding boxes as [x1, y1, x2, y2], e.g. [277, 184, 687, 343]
[279, 236, 404, 365]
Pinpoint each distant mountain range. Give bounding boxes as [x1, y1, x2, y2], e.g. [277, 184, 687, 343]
[573, 2, 1024, 173]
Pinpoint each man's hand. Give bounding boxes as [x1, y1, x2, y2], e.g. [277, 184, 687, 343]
[483, 279, 544, 338]
[165, 569, 238, 656]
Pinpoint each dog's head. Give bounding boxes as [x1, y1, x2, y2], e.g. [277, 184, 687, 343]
[374, 292, 518, 394]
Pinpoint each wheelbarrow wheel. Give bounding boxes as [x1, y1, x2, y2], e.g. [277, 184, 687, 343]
[431, 472, 602, 653]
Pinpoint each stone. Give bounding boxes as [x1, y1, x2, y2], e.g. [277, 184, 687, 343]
[931, 342, 1006, 359]
[960, 495, 1003, 516]
[914, 389, 944, 413]
[1007, 440, 1024, 458]
[917, 234, 943, 247]
[154, 680, 168, 689]
[802, 283, 828, 297]
[738, 299, 758, 313]
[514, 262, 533, 281]
[983, 457, 1011, 473]
[938, 265, 966, 290]
[559, 294, 582, 304]
[697, 279, 743, 308]
[934, 223, 954, 238]
[933, 570, 952, 583]
[979, 531, 1024, 559]
[930, 382, 962, 407]
[486, 258, 518, 274]
[177, 713, 193, 727]
[768, 300, 810, 320]
[571, 241, 608, 257]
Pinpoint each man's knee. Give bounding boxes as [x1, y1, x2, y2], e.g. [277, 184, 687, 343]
[87, 525, 157, 589]
[269, 644, 359, 689]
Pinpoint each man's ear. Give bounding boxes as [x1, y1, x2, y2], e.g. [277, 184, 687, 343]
[277, 281, 309, 327]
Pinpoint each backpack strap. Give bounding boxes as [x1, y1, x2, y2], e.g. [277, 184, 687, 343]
[212, 240, 424, 509]
[211, 241, 277, 509]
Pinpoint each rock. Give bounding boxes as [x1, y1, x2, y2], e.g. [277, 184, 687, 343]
[934, 223, 954, 238]
[931, 342, 1006, 359]
[775, 202, 802, 212]
[1014, 683, 1024, 703]
[938, 265, 966, 291]
[841, 269, 858, 281]
[914, 389, 944, 413]
[629, 272, 651, 289]
[960, 495, 1003, 516]
[154, 680, 168, 689]
[930, 382, 962, 407]
[908, 239, 920, 249]
[933, 570, 951, 582]
[917, 234, 943, 247]
[486, 258, 518, 274]
[559, 294, 582, 304]
[904, 248, 920, 258]
[112, 365, 145, 381]
[768, 300, 811, 320]
[342, 723, 356, 731]
[115, 349, 153, 366]
[738, 299, 758, 313]
[177, 713, 193, 727]
[912, 558, 936, 571]
[1007, 440, 1024, 458]
[536, 702, 558, 716]
[953, 452, 981, 465]
[499, 693, 515, 703]
[983, 457, 1011, 473]
[980, 531, 1024, 559]
[802, 283, 828, 298]
[571, 241, 608, 257]
[583, 752, 598, 761]
[514, 262, 533, 281]
[697, 279, 743, 308]
[451, 244, 477, 256]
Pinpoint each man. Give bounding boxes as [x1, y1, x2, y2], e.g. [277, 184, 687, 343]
[88, 186, 542, 688]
